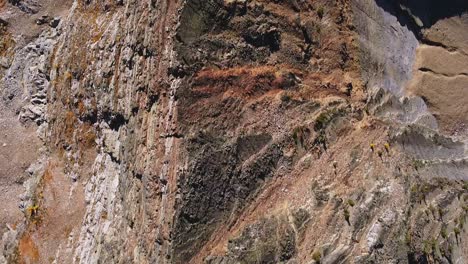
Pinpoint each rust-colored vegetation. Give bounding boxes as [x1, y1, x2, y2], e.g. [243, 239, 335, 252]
[192, 66, 302, 98]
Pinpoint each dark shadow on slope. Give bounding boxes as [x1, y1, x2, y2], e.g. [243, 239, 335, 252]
[375, 0, 468, 38]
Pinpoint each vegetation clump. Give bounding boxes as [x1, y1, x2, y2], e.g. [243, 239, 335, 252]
[428, 204, 436, 217]
[384, 142, 390, 153]
[453, 227, 460, 240]
[377, 150, 383, 160]
[314, 108, 345, 131]
[292, 126, 310, 148]
[317, 7, 324, 19]
[281, 92, 291, 103]
[344, 208, 350, 225]
[313, 133, 328, 151]
[405, 229, 412, 245]
[26, 204, 41, 225]
[412, 159, 426, 171]
[440, 226, 447, 239]
[312, 250, 321, 263]
[421, 238, 440, 258]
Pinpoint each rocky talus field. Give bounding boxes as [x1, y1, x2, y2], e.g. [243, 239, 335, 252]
[0, 0, 467, 263]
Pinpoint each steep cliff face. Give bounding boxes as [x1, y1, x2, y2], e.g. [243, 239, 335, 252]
[0, 0, 467, 264]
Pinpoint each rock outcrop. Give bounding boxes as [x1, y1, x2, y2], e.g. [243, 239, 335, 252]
[0, 0, 467, 263]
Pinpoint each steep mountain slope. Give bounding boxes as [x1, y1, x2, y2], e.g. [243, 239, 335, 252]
[0, 0, 467, 263]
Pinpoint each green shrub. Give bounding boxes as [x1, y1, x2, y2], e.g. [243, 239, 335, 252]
[423, 239, 435, 255]
[384, 142, 390, 153]
[317, 7, 324, 19]
[312, 250, 321, 262]
[344, 208, 350, 224]
[438, 207, 444, 218]
[440, 226, 447, 239]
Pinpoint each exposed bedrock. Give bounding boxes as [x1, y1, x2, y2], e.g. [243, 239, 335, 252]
[354, 0, 468, 174]
[0, 0, 466, 263]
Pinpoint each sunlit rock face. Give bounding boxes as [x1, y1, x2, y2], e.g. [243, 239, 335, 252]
[0, 1, 467, 263]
